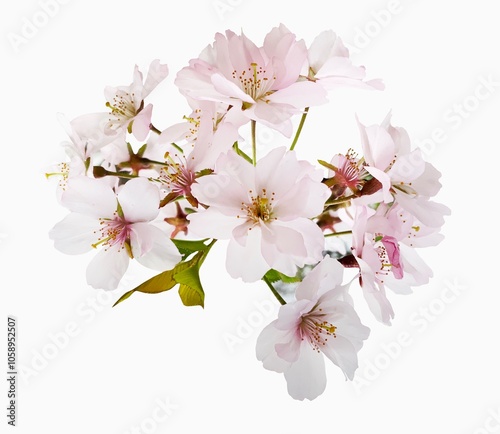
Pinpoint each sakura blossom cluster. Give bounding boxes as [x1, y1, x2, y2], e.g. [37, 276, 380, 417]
[48, 25, 449, 401]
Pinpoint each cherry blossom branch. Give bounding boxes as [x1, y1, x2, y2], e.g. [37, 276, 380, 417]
[93, 167, 138, 179]
[290, 107, 310, 151]
[324, 231, 352, 238]
[262, 275, 287, 305]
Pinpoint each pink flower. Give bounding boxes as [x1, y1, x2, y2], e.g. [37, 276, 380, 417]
[105, 60, 169, 141]
[327, 149, 368, 198]
[175, 25, 327, 137]
[306, 30, 384, 90]
[58, 112, 118, 165]
[160, 99, 240, 172]
[256, 257, 370, 400]
[355, 113, 451, 228]
[49, 177, 181, 290]
[187, 147, 331, 282]
[351, 203, 435, 324]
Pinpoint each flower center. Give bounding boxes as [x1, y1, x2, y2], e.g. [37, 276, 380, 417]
[300, 309, 337, 353]
[159, 154, 196, 197]
[92, 216, 131, 253]
[106, 90, 138, 128]
[241, 189, 276, 224]
[232, 63, 276, 107]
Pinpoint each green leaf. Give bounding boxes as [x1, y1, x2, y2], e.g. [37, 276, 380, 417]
[113, 241, 215, 308]
[175, 265, 205, 308]
[171, 238, 209, 260]
[111, 289, 136, 307]
[112, 261, 191, 307]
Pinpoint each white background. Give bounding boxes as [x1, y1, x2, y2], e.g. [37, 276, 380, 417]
[1, 0, 500, 433]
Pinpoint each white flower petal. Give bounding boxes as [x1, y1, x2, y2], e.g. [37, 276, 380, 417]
[268, 81, 327, 108]
[143, 60, 169, 99]
[226, 228, 269, 282]
[130, 223, 181, 271]
[131, 104, 153, 141]
[61, 177, 116, 218]
[284, 342, 327, 401]
[296, 256, 344, 301]
[86, 245, 129, 290]
[308, 30, 348, 73]
[321, 335, 359, 380]
[49, 213, 99, 255]
[118, 178, 160, 222]
[187, 209, 242, 240]
[256, 320, 292, 373]
[357, 118, 395, 170]
[211, 73, 255, 104]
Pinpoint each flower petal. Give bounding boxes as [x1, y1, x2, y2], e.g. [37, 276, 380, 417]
[118, 178, 160, 222]
[296, 256, 344, 301]
[61, 177, 116, 218]
[143, 60, 169, 99]
[187, 209, 242, 240]
[130, 223, 181, 271]
[256, 320, 292, 373]
[226, 227, 269, 282]
[49, 213, 99, 255]
[283, 342, 327, 401]
[86, 245, 129, 290]
[131, 104, 153, 141]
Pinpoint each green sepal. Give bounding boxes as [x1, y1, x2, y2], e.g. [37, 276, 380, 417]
[264, 269, 302, 284]
[318, 159, 338, 172]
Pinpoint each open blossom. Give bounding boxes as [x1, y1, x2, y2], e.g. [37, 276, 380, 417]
[355, 113, 450, 228]
[306, 30, 384, 90]
[160, 98, 242, 150]
[159, 99, 240, 184]
[256, 256, 370, 400]
[49, 177, 181, 290]
[58, 112, 119, 165]
[175, 25, 327, 137]
[105, 59, 169, 141]
[326, 148, 368, 199]
[187, 147, 331, 282]
[351, 204, 434, 324]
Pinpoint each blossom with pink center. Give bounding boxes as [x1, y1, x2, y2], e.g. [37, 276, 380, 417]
[49, 177, 181, 290]
[187, 147, 331, 282]
[327, 149, 368, 198]
[355, 113, 451, 228]
[351, 203, 436, 324]
[256, 257, 370, 400]
[175, 25, 327, 137]
[105, 59, 169, 141]
[306, 30, 384, 90]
